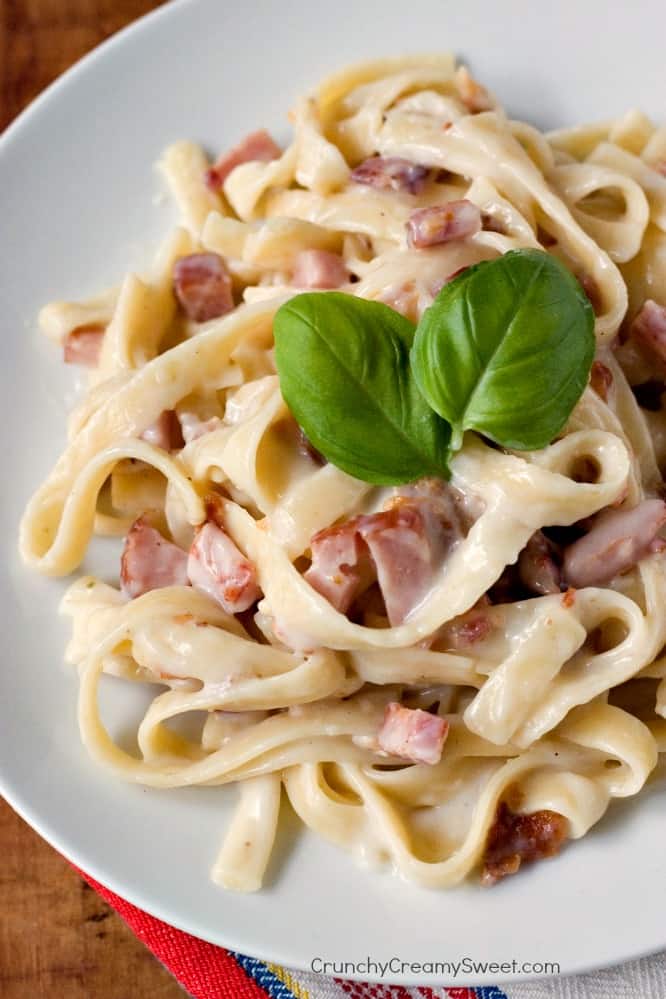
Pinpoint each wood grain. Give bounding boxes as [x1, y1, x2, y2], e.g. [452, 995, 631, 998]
[0, 9, 187, 996]
[0, 0, 167, 130]
[0, 798, 186, 997]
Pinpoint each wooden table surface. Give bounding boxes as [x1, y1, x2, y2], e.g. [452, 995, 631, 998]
[1, 6, 188, 995]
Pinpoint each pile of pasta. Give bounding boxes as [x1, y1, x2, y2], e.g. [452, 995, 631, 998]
[20, 55, 666, 891]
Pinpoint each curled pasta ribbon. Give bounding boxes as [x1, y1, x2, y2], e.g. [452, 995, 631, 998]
[20, 298, 285, 574]
[587, 143, 666, 234]
[78, 621, 385, 787]
[464, 558, 666, 749]
[221, 431, 630, 651]
[284, 699, 656, 888]
[161, 141, 226, 235]
[39, 286, 119, 345]
[568, 353, 661, 502]
[95, 228, 196, 381]
[375, 111, 628, 339]
[23, 56, 666, 893]
[551, 161, 649, 263]
[22, 440, 203, 577]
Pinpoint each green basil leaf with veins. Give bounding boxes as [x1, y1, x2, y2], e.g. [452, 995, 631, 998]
[273, 292, 451, 484]
[410, 248, 596, 452]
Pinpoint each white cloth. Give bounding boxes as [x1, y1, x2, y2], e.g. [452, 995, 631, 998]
[270, 949, 666, 999]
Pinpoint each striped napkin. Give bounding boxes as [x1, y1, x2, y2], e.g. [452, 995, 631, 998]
[80, 870, 666, 999]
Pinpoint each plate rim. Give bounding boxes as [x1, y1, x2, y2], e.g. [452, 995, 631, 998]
[1, 0, 665, 985]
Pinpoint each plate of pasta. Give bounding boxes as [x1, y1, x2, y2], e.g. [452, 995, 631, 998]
[3, 0, 666, 985]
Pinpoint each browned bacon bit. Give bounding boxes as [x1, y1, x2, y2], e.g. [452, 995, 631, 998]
[292, 249, 349, 289]
[481, 802, 569, 886]
[205, 129, 281, 192]
[455, 66, 494, 113]
[518, 530, 562, 595]
[350, 156, 429, 194]
[173, 253, 234, 323]
[63, 324, 105, 366]
[630, 299, 666, 371]
[406, 200, 482, 249]
[590, 360, 613, 402]
[562, 587, 576, 608]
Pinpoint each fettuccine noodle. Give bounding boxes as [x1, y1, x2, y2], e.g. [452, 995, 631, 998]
[21, 55, 666, 892]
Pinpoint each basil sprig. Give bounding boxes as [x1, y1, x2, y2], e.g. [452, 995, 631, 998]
[273, 293, 451, 484]
[273, 250, 595, 484]
[411, 249, 595, 451]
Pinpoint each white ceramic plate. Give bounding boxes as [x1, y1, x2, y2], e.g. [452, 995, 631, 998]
[2, 0, 666, 986]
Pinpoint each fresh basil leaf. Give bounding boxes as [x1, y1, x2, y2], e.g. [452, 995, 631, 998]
[273, 292, 451, 484]
[410, 249, 595, 451]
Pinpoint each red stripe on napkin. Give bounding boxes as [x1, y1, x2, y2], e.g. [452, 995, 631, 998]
[76, 868, 269, 999]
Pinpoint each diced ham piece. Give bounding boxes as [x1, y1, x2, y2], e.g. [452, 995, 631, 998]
[63, 324, 104, 366]
[140, 410, 184, 451]
[359, 502, 453, 625]
[482, 802, 568, 885]
[178, 411, 222, 444]
[562, 498, 666, 588]
[173, 253, 234, 323]
[188, 521, 261, 614]
[590, 360, 613, 401]
[305, 522, 373, 614]
[205, 129, 281, 192]
[120, 516, 189, 599]
[350, 156, 429, 194]
[630, 299, 666, 371]
[437, 600, 494, 649]
[378, 702, 449, 765]
[292, 249, 349, 289]
[306, 479, 467, 624]
[518, 531, 561, 595]
[406, 200, 482, 249]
